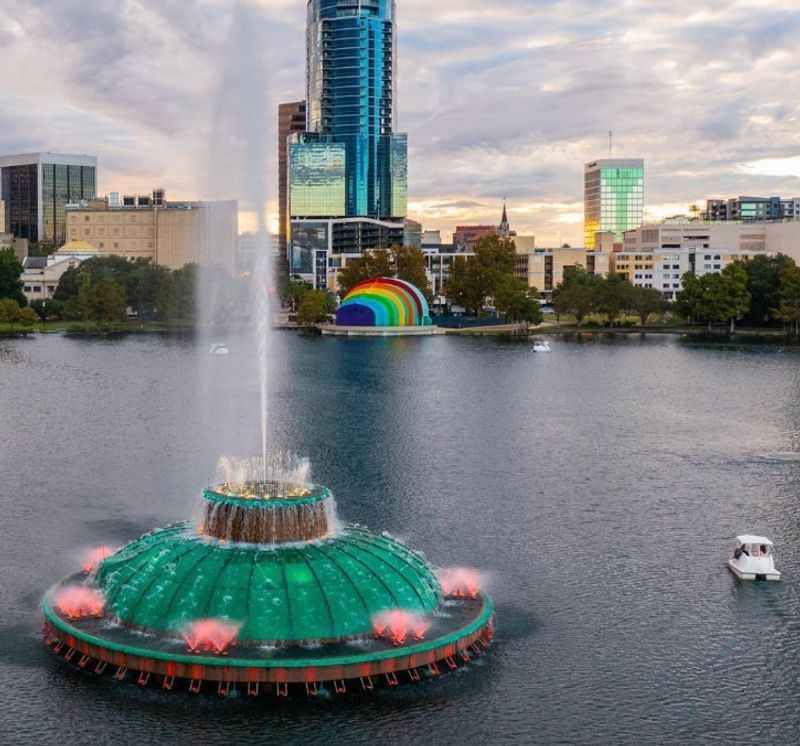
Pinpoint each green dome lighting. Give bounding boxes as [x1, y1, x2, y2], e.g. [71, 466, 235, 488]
[42, 482, 494, 696]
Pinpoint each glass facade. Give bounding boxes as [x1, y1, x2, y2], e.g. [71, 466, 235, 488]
[291, 220, 330, 276]
[303, 0, 407, 220]
[42, 162, 96, 245]
[289, 136, 346, 217]
[584, 160, 644, 249]
[386, 133, 407, 218]
[278, 101, 307, 257]
[1, 165, 38, 240]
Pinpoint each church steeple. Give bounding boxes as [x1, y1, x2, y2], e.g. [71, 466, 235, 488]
[498, 200, 510, 238]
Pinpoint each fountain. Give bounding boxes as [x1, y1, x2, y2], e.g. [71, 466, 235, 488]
[42, 476, 494, 695]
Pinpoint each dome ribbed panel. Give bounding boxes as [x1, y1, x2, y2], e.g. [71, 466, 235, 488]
[94, 524, 442, 643]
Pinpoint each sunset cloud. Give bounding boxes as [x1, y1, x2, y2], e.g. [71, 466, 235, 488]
[0, 0, 797, 244]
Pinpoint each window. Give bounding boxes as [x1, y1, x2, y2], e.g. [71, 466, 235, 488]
[713, 264, 720, 270]
[24, 285, 31, 292]
[98, 242, 105, 248]
[673, 283, 680, 288]
[84, 216, 90, 222]
[33, 285, 41, 292]
[113, 242, 120, 248]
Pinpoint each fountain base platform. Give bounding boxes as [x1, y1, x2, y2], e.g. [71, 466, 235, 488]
[42, 579, 493, 695]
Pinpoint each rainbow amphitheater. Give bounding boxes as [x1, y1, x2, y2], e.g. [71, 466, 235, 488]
[332, 278, 436, 335]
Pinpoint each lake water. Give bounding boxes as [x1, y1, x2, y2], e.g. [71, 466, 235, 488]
[2, 332, 800, 744]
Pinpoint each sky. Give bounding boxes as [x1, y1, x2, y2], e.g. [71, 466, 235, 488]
[0, 0, 798, 244]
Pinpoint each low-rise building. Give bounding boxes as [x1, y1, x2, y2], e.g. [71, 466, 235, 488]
[20, 241, 105, 302]
[453, 225, 496, 252]
[622, 221, 800, 264]
[514, 247, 610, 297]
[423, 246, 473, 300]
[422, 230, 442, 247]
[704, 196, 800, 222]
[611, 248, 770, 301]
[65, 191, 238, 272]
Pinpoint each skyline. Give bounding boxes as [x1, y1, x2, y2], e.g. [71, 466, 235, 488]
[1, 0, 798, 244]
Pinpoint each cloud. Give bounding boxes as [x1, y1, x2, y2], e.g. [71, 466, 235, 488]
[0, 0, 797, 244]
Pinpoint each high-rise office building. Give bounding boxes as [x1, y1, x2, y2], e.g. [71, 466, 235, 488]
[305, 0, 407, 220]
[0, 152, 97, 245]
[584, 159, 644, 250]
[290, 0, 408, 273]
[278, 101, 307, 257]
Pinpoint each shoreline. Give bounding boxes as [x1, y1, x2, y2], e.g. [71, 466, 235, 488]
[2, 319, 798, 343]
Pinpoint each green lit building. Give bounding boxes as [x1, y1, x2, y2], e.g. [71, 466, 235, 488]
[584, 159, 644, 250]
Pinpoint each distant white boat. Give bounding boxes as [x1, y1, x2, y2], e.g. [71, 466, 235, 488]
[533, 341, 552, 353]
[727, 535, 781, 581]
[209, 343, 230, 356]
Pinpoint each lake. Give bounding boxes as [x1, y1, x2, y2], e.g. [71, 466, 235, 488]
[2, 332, 800, 744]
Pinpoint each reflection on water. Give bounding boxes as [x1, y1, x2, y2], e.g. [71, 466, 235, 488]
[2, 333, 800, 744]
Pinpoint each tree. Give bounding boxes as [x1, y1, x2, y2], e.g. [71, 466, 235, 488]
[718, 263, 751, 333]
[91, 279, 127, 322]
[393, 245, 431, 300]
[596, 273, 634, 326]
[494, 276, 543, 325]
[445, 234, 516, 316]
[675, 264, 750, 332]
[298, 289, 336, 326]
[0, 248, 26, 307]
[773, 264, 800, 336]
[742, 254, 796, 326]
[336, 249, 393, 297]
[0, 298, 21, 322]
[551, 266, 599, 326]
[16, 307, 38, 325]
[284, 280, 311, 313]
[54, 255, 151, 307]
[129, 263, 170, 319]
[628, 286, 666, 326]
[31, 298, 64, 321]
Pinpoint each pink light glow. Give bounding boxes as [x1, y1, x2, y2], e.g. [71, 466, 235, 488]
[54, 586, 105, 619]
[181, 619, 241, 654]
[82, 546, 116, 573]
[372, 610, 431, 646]
[437, 567, 483, 599]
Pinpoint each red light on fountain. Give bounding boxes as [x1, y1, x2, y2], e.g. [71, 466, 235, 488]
[182, 619, 241, 654]
[437, 567, 483, 600]
[82, 546, 115, 573]
[372, 610, 431, 646]
[53, 587, 105, 620]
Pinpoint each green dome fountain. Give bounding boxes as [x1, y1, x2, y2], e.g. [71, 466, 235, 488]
[42, 480, 494, 696]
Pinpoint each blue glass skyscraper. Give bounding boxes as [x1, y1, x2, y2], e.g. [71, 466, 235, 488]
[303, 0, 407, 220]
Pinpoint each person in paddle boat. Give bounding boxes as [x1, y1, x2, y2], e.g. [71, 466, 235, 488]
[728, 535, 781, 582]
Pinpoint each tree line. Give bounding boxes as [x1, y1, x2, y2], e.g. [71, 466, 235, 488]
[552, 268, 666, 326]
[0, 249, 38, 324]
[45, 257, 202, 324]
[550, 254, 800, 333]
